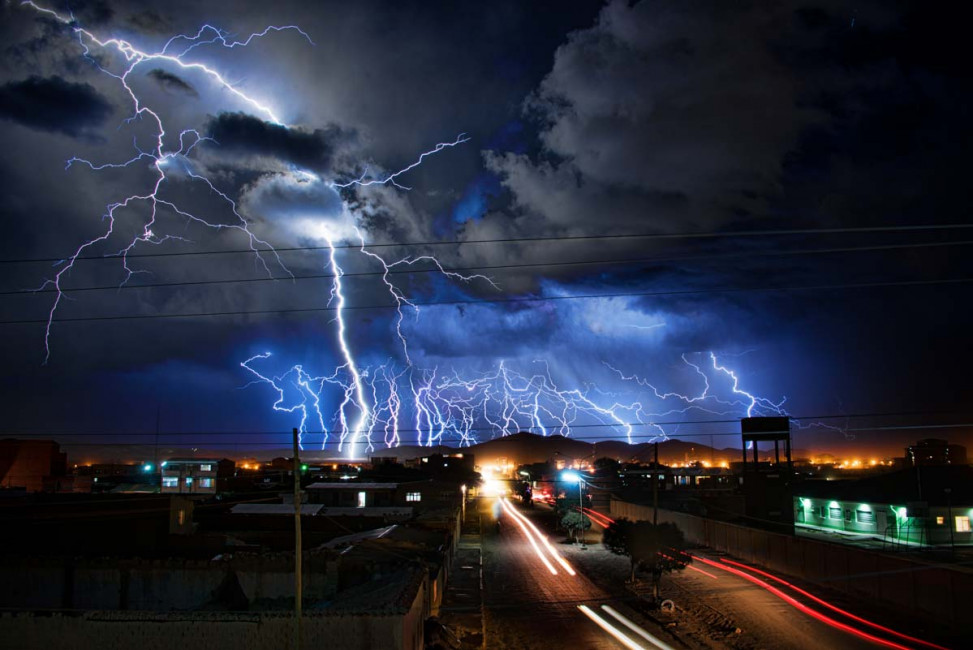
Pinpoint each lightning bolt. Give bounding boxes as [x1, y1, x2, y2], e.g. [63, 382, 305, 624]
[21, 2, 806, 455]
[21, 1, 310, 362]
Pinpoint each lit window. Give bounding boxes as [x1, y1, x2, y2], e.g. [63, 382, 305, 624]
[957, 516, 971, 533]
[406, 492, 421, 502]
[199, 478, 213, 488]
[856, 510, 874, 524]
[185, 477, 193, 485]
[162, 477, 179, 488]
[177, 510, 185, 525]
[200, 464, 212, 472]
[828, 507, 843, 519]
[357, 491, 367, 508]
[936, 516, 945, 525]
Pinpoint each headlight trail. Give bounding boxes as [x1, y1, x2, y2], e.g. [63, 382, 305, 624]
[717, 558, 949, 650]
[600, 605, 676, 650]
[692, 555, 914, 650]
[576, 605, 646, 650]
[500, 498, 558, 576]
[502, 498, 575, 576]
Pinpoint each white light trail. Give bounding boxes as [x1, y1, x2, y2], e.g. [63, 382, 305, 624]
[502, 498, 575, 576]
[500, 498, 558, 576]
[600, 605, 677, 650]
[576, 605, 646, 650]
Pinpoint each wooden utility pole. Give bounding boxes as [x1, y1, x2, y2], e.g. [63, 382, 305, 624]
[653, 441, 659, 525]
[292, 428, 302, 650]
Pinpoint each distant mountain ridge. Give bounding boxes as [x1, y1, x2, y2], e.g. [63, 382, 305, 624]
[59, 431, 811, 466]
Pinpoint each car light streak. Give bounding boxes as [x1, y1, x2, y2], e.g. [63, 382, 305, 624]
[581, 506, 616, 527]
[499, 498, 558, 576]
[577, 605, 646, 650]
[600, 605, 677, 650]
[692, 556, 913, 650]
[574, 506, 608, 528]
[657, 551, 718, 580]
[718, 558, 949, 650]
[502, 498, 575, 575]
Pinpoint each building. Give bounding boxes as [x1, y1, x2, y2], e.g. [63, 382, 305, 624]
[160, 458, 234, 494]
[0, 439, 67, 492]
[794, 465, 973, 546]
[906, 438, 968, 466]
[306, 480, 464, 513]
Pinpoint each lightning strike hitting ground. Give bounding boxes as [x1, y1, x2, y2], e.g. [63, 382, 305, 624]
[22, 1, 795, 456]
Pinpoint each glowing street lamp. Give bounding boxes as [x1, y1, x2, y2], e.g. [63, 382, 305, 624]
[560, 470, 587, 549]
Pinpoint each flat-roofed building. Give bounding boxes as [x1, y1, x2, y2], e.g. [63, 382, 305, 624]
[160, 458, 233, 494]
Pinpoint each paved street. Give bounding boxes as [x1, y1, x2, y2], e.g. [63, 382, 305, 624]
[475, 495, 940, 649]
[480, 496, 678, 649]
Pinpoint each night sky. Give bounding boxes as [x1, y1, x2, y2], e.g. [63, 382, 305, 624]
[1, 0, 970, 457]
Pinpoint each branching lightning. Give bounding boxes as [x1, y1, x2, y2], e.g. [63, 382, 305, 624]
[22, 1, 799, 456]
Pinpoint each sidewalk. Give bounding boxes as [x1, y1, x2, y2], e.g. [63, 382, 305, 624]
[438, 498, 485, 648]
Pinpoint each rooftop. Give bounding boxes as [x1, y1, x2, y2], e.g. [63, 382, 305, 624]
[306, 482, 402, 490]
[798, 466, 973, 506]
[230, 504, 324, 516]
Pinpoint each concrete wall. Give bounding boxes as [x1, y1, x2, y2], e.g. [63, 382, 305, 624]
[0, 565, 426, 650]
[0, 555, 336, 611]
[0, 610, 417, 650]
[611, 498, 972, 633]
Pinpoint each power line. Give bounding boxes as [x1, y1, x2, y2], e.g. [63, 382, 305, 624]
[7, 409, 966, 437]
[2, 276, 970, 325]
[7, 240, 972, 297]
[20, 422, 973, 446]
[3, 222, 972, 265]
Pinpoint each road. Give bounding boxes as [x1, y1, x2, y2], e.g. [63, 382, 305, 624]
[480, 496, 673, 649]
[479, 494, 946, 649]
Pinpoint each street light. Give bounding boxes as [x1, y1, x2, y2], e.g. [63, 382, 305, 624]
[560, 470, 587, 549]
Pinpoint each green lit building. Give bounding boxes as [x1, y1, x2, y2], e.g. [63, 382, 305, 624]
[794, 466, 972, 547]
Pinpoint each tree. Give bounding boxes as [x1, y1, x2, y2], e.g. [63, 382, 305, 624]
[602, 518, 692, 600]
[593, 457, 621, 475]
[560, 510, 592, 542]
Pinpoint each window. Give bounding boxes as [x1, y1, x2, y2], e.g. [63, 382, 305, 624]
[162, 476, 179, 488]
[185, 477, 193, 485]
[956, 516, 971, 533]
[856, 510, 874, 524]
[406, 492, 421, 502]
[177, 510, 185, 525]
[200, 464, 212, 472]
[357, 491, 366, 508]
[936, 516, 945, 525]
[199, 478, 213, 488]
[828, 507, 843, 520]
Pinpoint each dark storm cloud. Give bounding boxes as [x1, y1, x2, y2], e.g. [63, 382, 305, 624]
[68, 0, 114, 26]
[0, 75, 112, 137]
[146, 69, 198, 98]
[126, 9, 172, 34]
[204, 112, 353, 173]
[483, 0, 814, 237]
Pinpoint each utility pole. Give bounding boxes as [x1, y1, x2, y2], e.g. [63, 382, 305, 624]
[292, 428, 302, 650]
[945, 488, 955, 551]
[153, 406, 160, 474]
[578, 479, 587, 549]
[653, 441, 659, 525]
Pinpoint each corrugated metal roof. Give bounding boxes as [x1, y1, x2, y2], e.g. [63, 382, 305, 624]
[321, 525, 397, 548]
[306, 482, 400, 490]
[230, 503, 323, 515]
[319, 507, 413, 517]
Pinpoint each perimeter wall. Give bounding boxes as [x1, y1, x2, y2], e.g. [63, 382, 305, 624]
[611, 498, 971, 633]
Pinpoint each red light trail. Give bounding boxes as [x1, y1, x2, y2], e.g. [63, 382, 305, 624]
[717, 558, 949, 650]
[692, 555, 922, 650]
